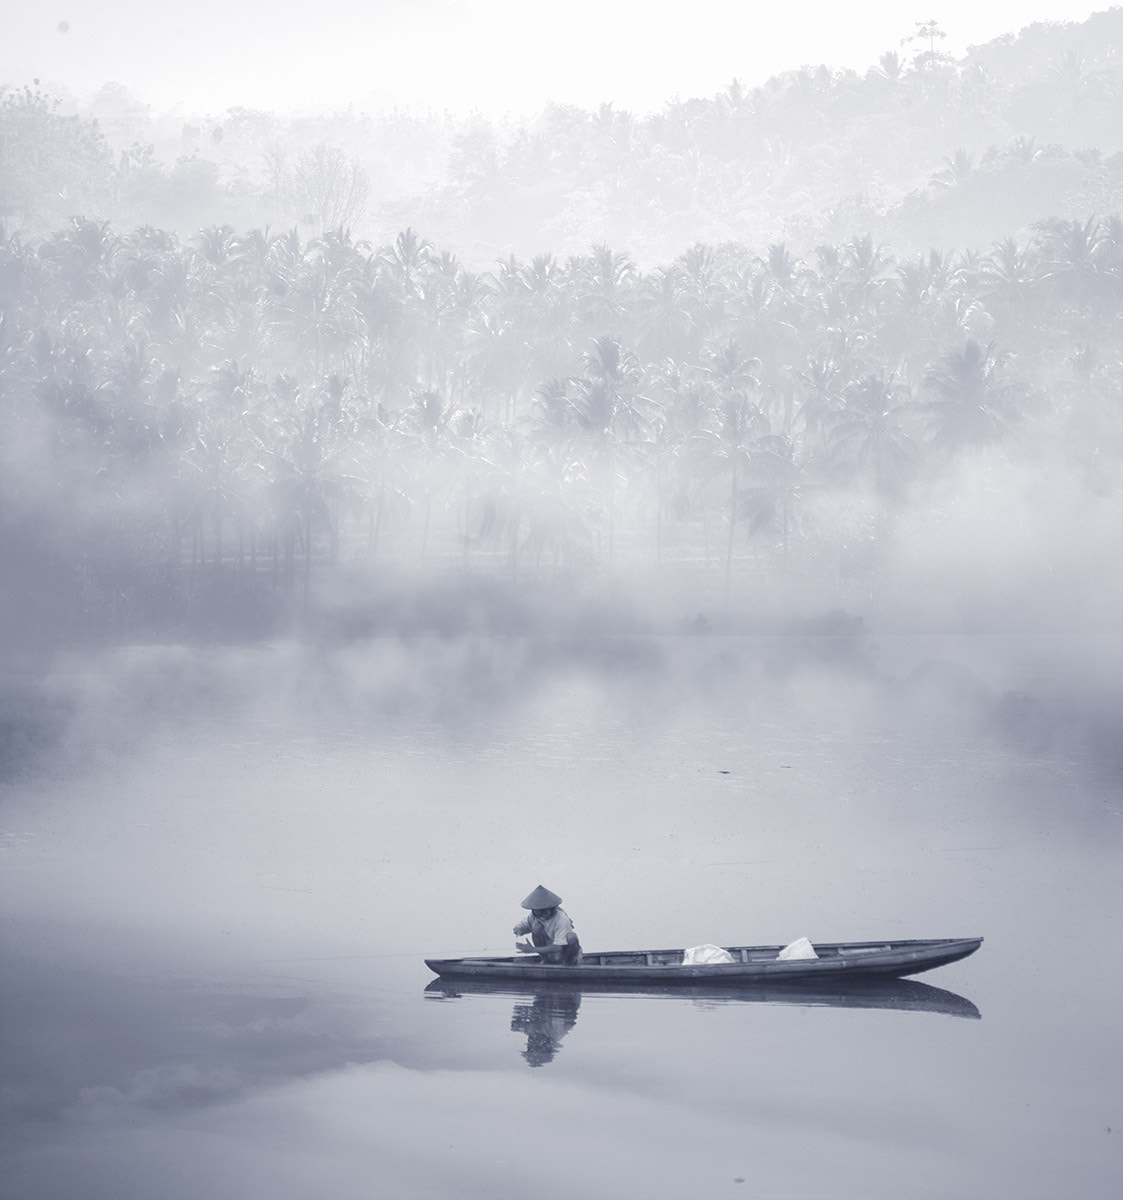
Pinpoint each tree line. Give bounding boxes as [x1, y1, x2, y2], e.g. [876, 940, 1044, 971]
[1, 212, 1119, 635]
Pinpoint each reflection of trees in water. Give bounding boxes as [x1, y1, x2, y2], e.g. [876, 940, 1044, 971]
[509, 992, 581, 1067]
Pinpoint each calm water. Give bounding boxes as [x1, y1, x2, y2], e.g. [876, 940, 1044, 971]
[2, 635, 1120, 1200]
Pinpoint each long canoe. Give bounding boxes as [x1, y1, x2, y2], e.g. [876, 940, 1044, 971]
[425, 937, 982, 984]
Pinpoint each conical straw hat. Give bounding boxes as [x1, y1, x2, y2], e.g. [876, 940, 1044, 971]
[521, 884, 562, 909]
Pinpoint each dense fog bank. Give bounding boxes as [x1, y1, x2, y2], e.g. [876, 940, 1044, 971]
[1, 9, 1119, 787]
[2, 15, 1121, 1200]
[4, 616, 1120, 798]
[1, 212, 1119, 654]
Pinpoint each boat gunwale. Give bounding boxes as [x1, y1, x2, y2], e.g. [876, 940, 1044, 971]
[425, 937, 983, 981]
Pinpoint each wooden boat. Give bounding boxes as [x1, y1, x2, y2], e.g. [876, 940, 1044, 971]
[423, 975, 981, 1019]
[425, 937, 982, 985]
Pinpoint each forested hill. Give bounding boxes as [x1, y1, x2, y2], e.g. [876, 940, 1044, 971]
[0, 12, 1121, 648]
[3, 10, 1123, 264]
[395, 8, 1123, 266]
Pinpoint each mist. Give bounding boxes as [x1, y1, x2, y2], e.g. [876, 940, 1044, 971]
[4, 624, 1120, 1199]
[3, 6, 1122, 1200]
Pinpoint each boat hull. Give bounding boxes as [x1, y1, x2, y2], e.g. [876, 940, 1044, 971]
[425, 937, 982, 985]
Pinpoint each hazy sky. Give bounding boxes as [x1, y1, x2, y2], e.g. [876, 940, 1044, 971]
[3, 0, 1109, 117]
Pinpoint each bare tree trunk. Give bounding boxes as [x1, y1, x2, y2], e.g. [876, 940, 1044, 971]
[304, 512, 313, 603]
[369, 483, 385, 562]
[725, 473, 737, 601]
[605, 448, 616, 564]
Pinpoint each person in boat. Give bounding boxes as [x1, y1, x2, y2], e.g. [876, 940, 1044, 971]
[513, 885, 582, 964]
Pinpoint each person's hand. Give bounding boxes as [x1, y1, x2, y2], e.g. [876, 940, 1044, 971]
[512, 925, 523, 935]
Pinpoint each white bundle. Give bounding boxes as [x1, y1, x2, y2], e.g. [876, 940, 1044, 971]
[681, 944, 734, 964]
[777, 937, 818, 960]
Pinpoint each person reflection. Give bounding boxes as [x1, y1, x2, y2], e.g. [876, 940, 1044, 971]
[510, 991, 582, 1067]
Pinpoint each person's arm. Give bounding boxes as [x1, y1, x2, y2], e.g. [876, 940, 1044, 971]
[515, 941, 565, 959]
[513, 917, 531, 936]
[515, 931, 579, 958]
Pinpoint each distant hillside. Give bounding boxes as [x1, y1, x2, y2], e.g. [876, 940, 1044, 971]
[2, 10, 1121, 264]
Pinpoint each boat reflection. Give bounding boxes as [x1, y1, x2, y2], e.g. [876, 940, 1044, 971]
[424, 974, 981, 1056]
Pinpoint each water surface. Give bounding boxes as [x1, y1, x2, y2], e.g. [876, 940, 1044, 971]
[2, 635, 1120, 1199]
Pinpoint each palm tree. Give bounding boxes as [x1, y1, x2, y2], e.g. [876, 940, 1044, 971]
[873, 50, 903, 82]
[400, 387, 459, 562]
[930, 149, 974, 190]
[275, 231, 363, 380]
[1033, 216, 1119, 311]
[829, 372, 917, 501]
[178, 415, 250, 572]
[267, 401, 363, 600]
[348, 402, 409, 565]
[526, 377, 577, 448]
[572, 335, 650, 561]
[880, 249, 969, 380]
[737, 434, 805, 567]
[921, 340, 1021, 453]
[705, 338, 760, 405]
[762, 243, 800, 292]
[576, 244, 636, 334]
[794, 355, 845, 466]
[686, 351, 769, 595]
[841, 234, 893, 311]
[43, 217, 119, 305]
[379, 227, 433, 294]
[978, 237, 1039, 307]
[471, 430, 596, 580]
[635, 266, 695, 361]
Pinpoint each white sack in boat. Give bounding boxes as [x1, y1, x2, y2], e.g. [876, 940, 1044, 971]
[682, 944, 734, 964]
[777, 937, 818, 960]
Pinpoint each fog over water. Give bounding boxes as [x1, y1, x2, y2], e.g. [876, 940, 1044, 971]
[3, 3, 1123, 1198]
[3, 621, 1121, 1198]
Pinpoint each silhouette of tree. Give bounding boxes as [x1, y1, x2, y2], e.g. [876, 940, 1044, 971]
[921, 339, 1023, 453]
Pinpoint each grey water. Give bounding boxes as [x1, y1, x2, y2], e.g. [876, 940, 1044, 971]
[1, 634, 1120, 1200]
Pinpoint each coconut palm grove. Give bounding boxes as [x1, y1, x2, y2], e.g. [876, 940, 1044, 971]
[1, 12, 1121, 641]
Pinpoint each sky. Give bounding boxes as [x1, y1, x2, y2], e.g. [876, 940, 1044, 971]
[2, 0, 1111, 117]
